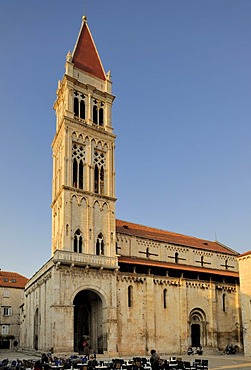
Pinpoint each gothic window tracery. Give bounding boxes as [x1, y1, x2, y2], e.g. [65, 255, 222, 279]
[94, 151, 105, 194]
[74, 229, 83, 253]
[74, 91, 86, 119]
[93, 99, 104, 126]
[96, 233, 104, 255]
[72, 144, 85, 189]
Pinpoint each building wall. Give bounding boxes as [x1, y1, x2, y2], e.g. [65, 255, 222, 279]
[116, 273, 240, 356]
[21, 259, 118, 355]
[117, 234, 238, 273]
[238, 253, 251, 356]
[0, 285, 25, 349]
[21, 253, 241, 357]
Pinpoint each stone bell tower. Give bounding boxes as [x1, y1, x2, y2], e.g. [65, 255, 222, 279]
[52, 16, 116, 261]
[22, 16, 119, 355]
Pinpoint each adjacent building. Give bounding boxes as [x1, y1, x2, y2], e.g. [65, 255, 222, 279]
[238, 252, 251, 356]
[0, 270, 28, 349]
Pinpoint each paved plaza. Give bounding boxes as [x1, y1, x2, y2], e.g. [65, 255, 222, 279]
[1, 351, 251, 370]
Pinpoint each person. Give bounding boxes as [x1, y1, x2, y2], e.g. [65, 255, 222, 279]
[41, 353, 49, 364]
[87, 356, 98, 370]
[224, 344, 236, 354]
[196, 346, 203, 355]
[150, 349, 160, 370]
[187, 347, 193, 355]
[34, 360, 42, 370]
[82, 356, 88, 364]
[83, 340, 90, 359]
[161, 360, 169, 370]
[41, 353, 50, 370]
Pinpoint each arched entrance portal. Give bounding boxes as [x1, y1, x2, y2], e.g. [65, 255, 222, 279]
[189, 308, 207, 347]
[191, 323, 200, 347]
[73, 290, 106, 354]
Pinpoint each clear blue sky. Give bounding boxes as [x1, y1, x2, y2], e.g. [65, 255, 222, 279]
[1, 0, 251, 278]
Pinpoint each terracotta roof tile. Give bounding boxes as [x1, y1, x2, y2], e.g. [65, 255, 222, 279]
[72, 20, 106, 81]
[238, 250, 251, 258]
[0, 270, 28, 288]
[116, 219, 238, 256]
[118, 256, 239, 278]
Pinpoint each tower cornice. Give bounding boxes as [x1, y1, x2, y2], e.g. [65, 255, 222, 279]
[51, 185, 117, 209]
[64, 74, 115, 101]
[52, 117, 116, 148]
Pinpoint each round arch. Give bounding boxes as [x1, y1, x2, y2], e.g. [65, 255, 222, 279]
[188, 308, 207, 347]
[73, 288, 107, 354]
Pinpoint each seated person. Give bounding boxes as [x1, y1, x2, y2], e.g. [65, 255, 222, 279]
[196, 346, 203, 355]
[187, 347, 193, 355]
[88, 356, 98, 369]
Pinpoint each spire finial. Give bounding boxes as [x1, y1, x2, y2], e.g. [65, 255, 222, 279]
[82, 15, 87, 23]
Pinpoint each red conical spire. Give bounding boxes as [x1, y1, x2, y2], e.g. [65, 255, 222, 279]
[72, 16, 106, 81]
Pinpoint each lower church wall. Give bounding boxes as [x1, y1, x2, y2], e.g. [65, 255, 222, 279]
[21, 262, 119, 354]
[21, 262, 241, 356]
[116, 275, 241, 355]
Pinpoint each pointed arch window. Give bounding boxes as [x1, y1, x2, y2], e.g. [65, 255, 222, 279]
[79, 160, 83, 189]
[99, 107, 104, 125]
[94, 165, 105, 194]
[74, 91, 85, 119]
[94, 165, 99, 193]
[93, 105, 98, 124]
[96, 233, 104, 255]
[93, 151, 106, 194]
[80, 100, 85, 119]
[74, 229, 83, 253]
[93, 99, 104, 126]
[100, 166, 104, 194]
[73, 158, 78, 188]
[72, 144, 85, 189]
[74, 97, 79, 117]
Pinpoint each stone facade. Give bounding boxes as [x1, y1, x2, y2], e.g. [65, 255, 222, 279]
[0, 271, 28, 349]
[20, 16, 243, 357]
[238, 252, 251, 356]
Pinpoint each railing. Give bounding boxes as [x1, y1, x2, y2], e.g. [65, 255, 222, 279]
[53, 250, 118, 270]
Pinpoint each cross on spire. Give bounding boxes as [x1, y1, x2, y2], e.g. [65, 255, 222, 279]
[83, 0, 87, 16]
[139, 247, 158, 258]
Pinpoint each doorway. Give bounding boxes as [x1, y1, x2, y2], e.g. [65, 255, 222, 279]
[189, 308, 206, 347]
[191, 323, 200, 347]
[73, 290, 106, 354]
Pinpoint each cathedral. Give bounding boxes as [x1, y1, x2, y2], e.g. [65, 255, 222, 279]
[20, 16, 242, 357]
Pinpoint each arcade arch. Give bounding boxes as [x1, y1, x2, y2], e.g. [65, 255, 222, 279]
[73, 289, 107, 354]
